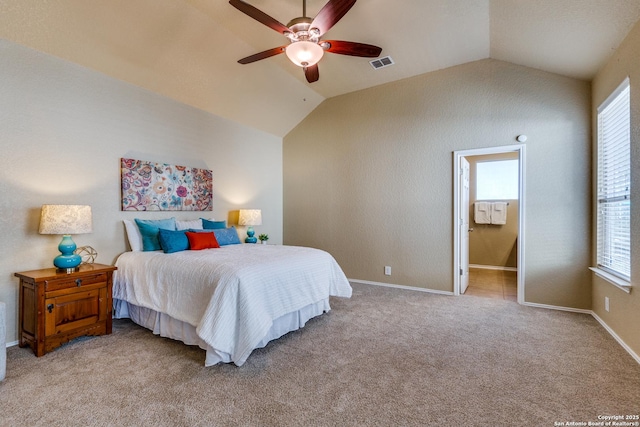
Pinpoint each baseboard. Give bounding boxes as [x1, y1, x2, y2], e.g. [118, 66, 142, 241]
[349, 279, 455, 296]
[591, 312, 640, 365]
[469, 264, 518, 272]
[521, 301, 592, 314]
[6, 340, 18, 348]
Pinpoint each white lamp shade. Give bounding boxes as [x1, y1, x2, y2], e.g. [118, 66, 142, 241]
[285, 41, 324, 67]
[238, 209, 262, 226]
[39, 205, 93, 235]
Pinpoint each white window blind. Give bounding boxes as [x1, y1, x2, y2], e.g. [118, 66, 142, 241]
[596, 78, 631, 281]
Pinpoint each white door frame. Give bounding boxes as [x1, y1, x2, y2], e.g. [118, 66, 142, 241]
[453, 144, 526, 304]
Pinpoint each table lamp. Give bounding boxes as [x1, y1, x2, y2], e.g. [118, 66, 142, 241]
[39, 205, 93, 272]
[238, 209, 262, 244]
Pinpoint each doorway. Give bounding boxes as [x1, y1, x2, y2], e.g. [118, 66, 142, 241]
[453, 145, 525, 303]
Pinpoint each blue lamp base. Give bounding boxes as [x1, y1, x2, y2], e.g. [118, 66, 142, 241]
[245, 226, 257, 244]
[53, 234, 82, 272]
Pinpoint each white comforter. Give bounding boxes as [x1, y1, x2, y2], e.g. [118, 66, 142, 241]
[113, 244, 352, 365]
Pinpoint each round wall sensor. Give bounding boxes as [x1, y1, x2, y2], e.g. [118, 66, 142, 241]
[516, 135, 527, 142]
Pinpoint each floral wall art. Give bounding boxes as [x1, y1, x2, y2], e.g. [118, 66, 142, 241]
[121, 158, 213, 211]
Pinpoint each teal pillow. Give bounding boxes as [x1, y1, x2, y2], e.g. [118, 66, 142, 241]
[135, 218, 176, 251]
[213, 226, 242, 246]
[202, 218, 227, 230]
[158, 229, 189, 253]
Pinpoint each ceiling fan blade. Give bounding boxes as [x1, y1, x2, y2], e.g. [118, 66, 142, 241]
[238, 46, 286, 64]
[229, 0, 291, 35]
[310, 0, 357, 36]
[304, 64, 319, 83]
[322, 40, 382, 57]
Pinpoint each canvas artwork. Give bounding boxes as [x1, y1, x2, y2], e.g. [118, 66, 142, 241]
[121, 158, 213, 211]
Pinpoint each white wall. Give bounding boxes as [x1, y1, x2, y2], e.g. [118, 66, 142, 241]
[284, 59, 592, 309]
[0, 39, 283, 344]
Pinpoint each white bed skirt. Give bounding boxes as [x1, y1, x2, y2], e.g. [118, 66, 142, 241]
[113, 298, 330, 366]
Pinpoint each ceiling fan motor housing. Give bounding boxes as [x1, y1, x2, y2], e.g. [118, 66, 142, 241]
[286, 17, 320, 41]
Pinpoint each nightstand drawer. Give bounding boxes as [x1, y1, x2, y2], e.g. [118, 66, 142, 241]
[44, 272, 107, 292]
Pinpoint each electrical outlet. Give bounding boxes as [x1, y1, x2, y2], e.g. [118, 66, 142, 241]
[605, 297, 610, 312]
[384, 266, 391, 276]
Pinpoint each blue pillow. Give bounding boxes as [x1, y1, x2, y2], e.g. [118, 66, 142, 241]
[202, 218, 227, 230]
[158, 229, 189, 253]
[213, 226, 242, 246]
[135, 218, 176, 251]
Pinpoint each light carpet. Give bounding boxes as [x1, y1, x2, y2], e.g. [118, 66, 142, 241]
[1, 283, 639, 426]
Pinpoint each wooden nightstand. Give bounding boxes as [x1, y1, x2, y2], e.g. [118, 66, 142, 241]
[15, 263, 117, 357]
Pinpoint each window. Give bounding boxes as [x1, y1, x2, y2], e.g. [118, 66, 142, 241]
[596, 78, 631, 282]
[476, 159, 519, 200]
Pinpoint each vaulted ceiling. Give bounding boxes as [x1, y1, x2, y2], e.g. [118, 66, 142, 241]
[2, 0, 640, 137]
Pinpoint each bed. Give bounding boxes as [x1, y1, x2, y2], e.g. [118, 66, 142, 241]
[112, 243, 352, 366]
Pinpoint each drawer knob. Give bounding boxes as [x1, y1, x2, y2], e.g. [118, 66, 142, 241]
[75, 279, 82, 287]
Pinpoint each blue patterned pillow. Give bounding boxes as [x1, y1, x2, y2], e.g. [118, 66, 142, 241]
[135, 218, 176, 251]
[158, 229, 189, 253]
[202, 218, 227, 230]
[213, 226, 242, 246]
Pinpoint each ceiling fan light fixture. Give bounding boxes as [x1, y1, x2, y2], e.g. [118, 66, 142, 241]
[285, 41, 324, 67]
[229, 0, 382, 83]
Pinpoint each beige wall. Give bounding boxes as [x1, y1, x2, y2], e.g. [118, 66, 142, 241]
[0, 40, 283, 344]
[284, 59, 592, 308]
[591, 19, 640, 356]
[468, 153, 519, 268]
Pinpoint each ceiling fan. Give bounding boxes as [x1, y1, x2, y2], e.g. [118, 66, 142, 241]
[229, 0, 382, 83]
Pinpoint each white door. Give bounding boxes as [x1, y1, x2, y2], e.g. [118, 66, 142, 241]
[460, 157, 471, 294]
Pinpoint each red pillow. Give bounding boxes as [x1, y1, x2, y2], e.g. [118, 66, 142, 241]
[185, 231, 220, 250]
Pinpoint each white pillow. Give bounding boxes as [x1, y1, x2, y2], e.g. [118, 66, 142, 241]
[123, 220, 143, 251]
[176, 219, 204, 230]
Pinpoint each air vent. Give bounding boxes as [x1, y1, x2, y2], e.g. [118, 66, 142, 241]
[370, 56, 394, 70]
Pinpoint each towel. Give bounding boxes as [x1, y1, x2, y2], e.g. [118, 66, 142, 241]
[474, 202, 491, 224]
[491, 202, 508, 224]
